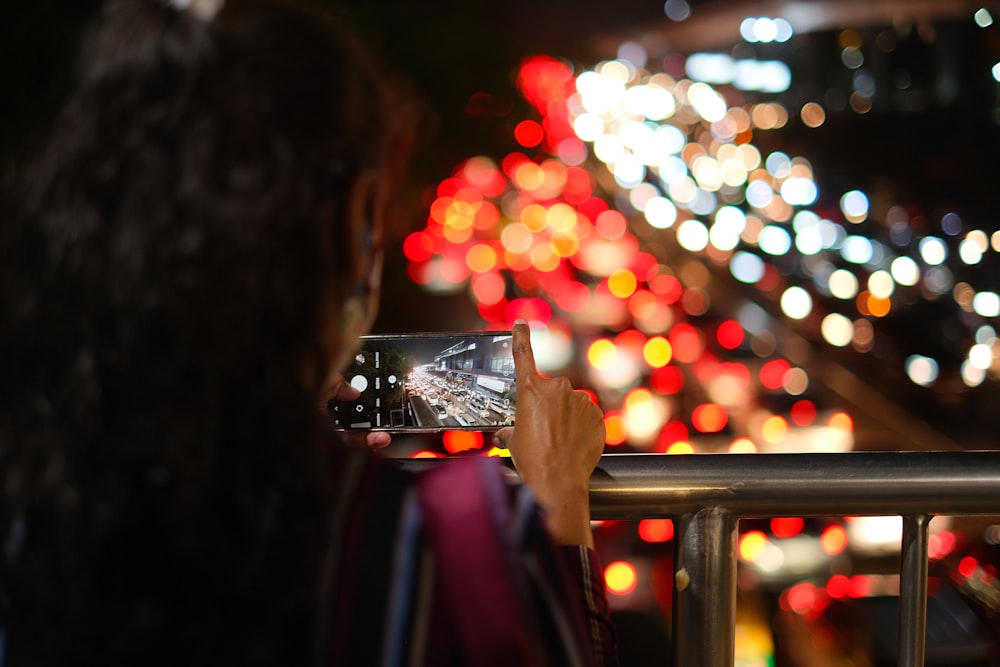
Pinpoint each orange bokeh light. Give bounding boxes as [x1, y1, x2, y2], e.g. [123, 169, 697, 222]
[604, 411, 627, 445]
[442, 431, 484, 454]
[411, 450, 445, 459]
[465, 243, 498, 273]
[820, 524, 848, 555]
[828, 412, 854, 432]
[608, 268, 638, 299]
[692, 403, 728, 433]
[867, 294, 891, 317]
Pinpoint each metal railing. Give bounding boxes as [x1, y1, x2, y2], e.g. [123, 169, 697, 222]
[587, 451, 1000, 667]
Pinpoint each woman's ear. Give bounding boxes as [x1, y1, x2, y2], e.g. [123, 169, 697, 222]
[345, 169, 384, 294]
[341, 169, 385, 338]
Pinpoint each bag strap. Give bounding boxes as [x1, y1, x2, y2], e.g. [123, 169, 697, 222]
[417, 456, 546, 667]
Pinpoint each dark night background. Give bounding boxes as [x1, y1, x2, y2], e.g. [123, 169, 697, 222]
[5, 0, 1000, 449]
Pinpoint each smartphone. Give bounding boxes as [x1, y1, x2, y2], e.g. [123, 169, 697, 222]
[329, 332, 516, 432]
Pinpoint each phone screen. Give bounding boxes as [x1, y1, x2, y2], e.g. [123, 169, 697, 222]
[329, 332, 515, 432]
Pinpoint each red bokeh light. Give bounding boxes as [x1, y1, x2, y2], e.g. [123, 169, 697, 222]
[668, 323, 704, 364]
[514, 120, 545, 148]
[790, 399, 817, 426]
[403, 231, 436, 262]
[716, 320, 745, 350]
[505, 297, 552, 325]
[650, 365, 685, 395]
[654, 421, 689, 452]
[563, 167, 592, 203]
[638, 519, 675, 543]
[760, 358, 791, 390]
[826, 574, 850, 599]
[649, 274, 683, 304]
[771, 517, 805, 539]
[958, 555, 979, 579]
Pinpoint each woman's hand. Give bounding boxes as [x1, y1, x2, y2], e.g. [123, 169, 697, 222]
[494, 321, 605, 547]
[319, 372, 392, 451]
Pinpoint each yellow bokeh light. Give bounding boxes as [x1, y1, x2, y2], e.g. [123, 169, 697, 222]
[623, 388, 668, 443]
[624, 387, 653, 412]
[729, 438, 757, 453]
[667, 441, 694, 454]
[761, 415, 788, 444]
[643, 336, 673, 367]
[546, 202, 577, 232]
[739, 530, 768, 562]
[588, 338, 619, 370]
[444, 200, 477, 230]
[604, 560, 638, 596]
[608, 268, 638, 299]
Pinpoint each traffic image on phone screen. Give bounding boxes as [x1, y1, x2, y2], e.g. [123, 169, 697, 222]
[329, 332, 515, 431]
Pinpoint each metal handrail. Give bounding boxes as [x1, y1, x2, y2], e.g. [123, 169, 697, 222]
[590, 451, 1000, 667]
[403, 450, 1000, 666]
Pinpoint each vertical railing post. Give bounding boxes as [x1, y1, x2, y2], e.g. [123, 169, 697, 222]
[898, 514, 930, 667]
[673, 508, 737, 667]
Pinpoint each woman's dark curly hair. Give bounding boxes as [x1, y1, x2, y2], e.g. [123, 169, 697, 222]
[0, 0, 395, 664]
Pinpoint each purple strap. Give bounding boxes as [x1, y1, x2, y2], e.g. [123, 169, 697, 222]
[417, 457, 545, 667]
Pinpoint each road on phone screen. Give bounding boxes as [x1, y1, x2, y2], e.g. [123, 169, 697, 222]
[407, 369, 512, 429]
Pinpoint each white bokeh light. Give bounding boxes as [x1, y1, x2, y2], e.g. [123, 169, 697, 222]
[780, 286, 813, 320]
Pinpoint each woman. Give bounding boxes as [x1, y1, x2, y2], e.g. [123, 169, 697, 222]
[0, 0, 614, 665]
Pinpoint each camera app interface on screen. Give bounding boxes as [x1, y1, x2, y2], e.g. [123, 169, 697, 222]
[329, 334, 515, 430]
